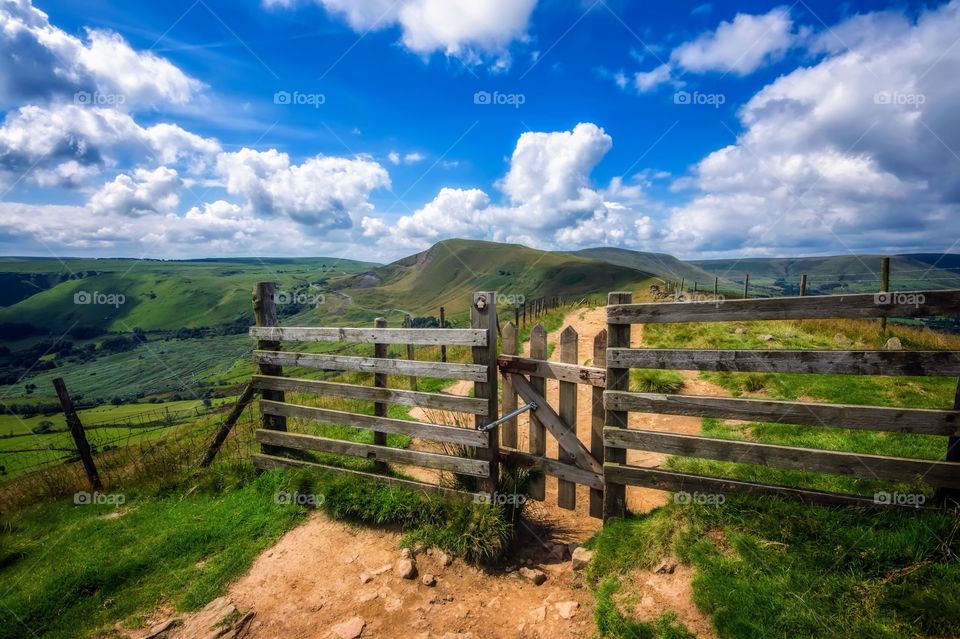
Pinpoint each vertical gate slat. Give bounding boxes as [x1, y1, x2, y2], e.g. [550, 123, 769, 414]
[501, 322, 519, 449]
[373, 317, 389, 473]
[528, 323, 547, 501]
[558, 326, 578, 509]
[590, 329, 607, 518]
[604, 292, 632, 521]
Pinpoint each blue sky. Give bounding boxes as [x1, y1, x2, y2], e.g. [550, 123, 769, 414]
[1, 0, 958, 261]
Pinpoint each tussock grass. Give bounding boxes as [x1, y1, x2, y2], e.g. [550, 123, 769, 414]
[630, 369, 685, 394]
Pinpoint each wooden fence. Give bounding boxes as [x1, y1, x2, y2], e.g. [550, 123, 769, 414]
[601, 289, 960, 519]
[247, 284, 499, 499]
[242, 282, 960, 520]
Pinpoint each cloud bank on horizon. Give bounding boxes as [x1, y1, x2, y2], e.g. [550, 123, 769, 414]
[0, 0, 958, 260]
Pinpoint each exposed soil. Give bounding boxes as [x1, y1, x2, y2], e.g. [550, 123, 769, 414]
[137, 305, 727, 639]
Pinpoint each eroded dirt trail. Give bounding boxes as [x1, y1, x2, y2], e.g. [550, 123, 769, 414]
[142, 305, 726, 639]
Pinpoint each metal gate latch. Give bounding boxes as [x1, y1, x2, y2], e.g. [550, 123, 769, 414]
[477, 402, 537, 432]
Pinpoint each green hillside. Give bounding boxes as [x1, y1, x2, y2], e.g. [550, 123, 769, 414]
[690, 254, 960, 296]
[0, 257, 377, 334]
[572, 247, 734, 289]
[331, 239, 657, 319]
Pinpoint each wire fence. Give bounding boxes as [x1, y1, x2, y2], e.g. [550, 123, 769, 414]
[0, 398, 260, 512]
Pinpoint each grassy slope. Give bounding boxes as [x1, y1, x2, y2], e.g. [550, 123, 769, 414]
[589, 316, 960, 638]
[0, 257, 376, 333]
[689, 254, 960, 295]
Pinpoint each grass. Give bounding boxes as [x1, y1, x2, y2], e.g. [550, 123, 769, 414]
[630, 369, 685, 394]
[585, 497, 960, 639]
[0, 460, 514, 639]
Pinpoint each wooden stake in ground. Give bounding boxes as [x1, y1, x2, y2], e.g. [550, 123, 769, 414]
[199, 383, 257, 468]
[53, 377, 101, 490]
[439, 307, 447, 362]
[880, 256, 890, 336]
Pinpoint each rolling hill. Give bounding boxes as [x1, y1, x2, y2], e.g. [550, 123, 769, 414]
[328, 239, 658, 318]
[571, 247, 732, 288]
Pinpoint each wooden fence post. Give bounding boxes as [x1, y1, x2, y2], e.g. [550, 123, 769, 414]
[253, 282, 286, 434]
[880, 257, 890, 336]
[403, 314, 417, 390]
[501, 322, 518, 449]
[373, 317, 389, 473]
[714, 277, 719, 299]
[53, 378, 101, 490]
[743, 274, 750, 299]
[558, 325, 578, 510]
[528, 323, 547, 500]
[590, 329, 607, 518]
[439, 307, 447, 362]
[472, 292, 499, 495]
[604, 292, 632, 522]
[800, 274, 808, 297]
[939, 383, 960, 506]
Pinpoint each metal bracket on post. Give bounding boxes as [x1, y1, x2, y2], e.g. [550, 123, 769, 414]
[478, 402, 537, 432]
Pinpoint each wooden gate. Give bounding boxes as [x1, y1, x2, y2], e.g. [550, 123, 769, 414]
[247, 284, 499, 499]
[601, 289, 960, 519]
[497, 320, 607, 518]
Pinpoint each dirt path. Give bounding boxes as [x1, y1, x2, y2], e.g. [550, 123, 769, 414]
[141, 305, 726, 639]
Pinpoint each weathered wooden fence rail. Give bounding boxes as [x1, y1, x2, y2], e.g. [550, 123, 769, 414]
[247, 287, 499, 499]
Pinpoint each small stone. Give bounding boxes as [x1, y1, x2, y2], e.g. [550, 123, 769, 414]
[552, 543, 570, 560]
[400, 548, 413, 559]
[654, 560, 677, 574]
[555, 601, 580, 619]
[835, 333, 853, 347]
[758, 334, 775, 342]
[437, 551, 453, 567]
[571, 547, 594, 571]
[359, 573, 373, 584]
[330, 616, 365, 639]
[519, 567, 546, 585]
[734, 327, 746, 334]
[421, 574, 437, 587]
[396, 558, 418, 579]
[885, 337, 903, 350]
